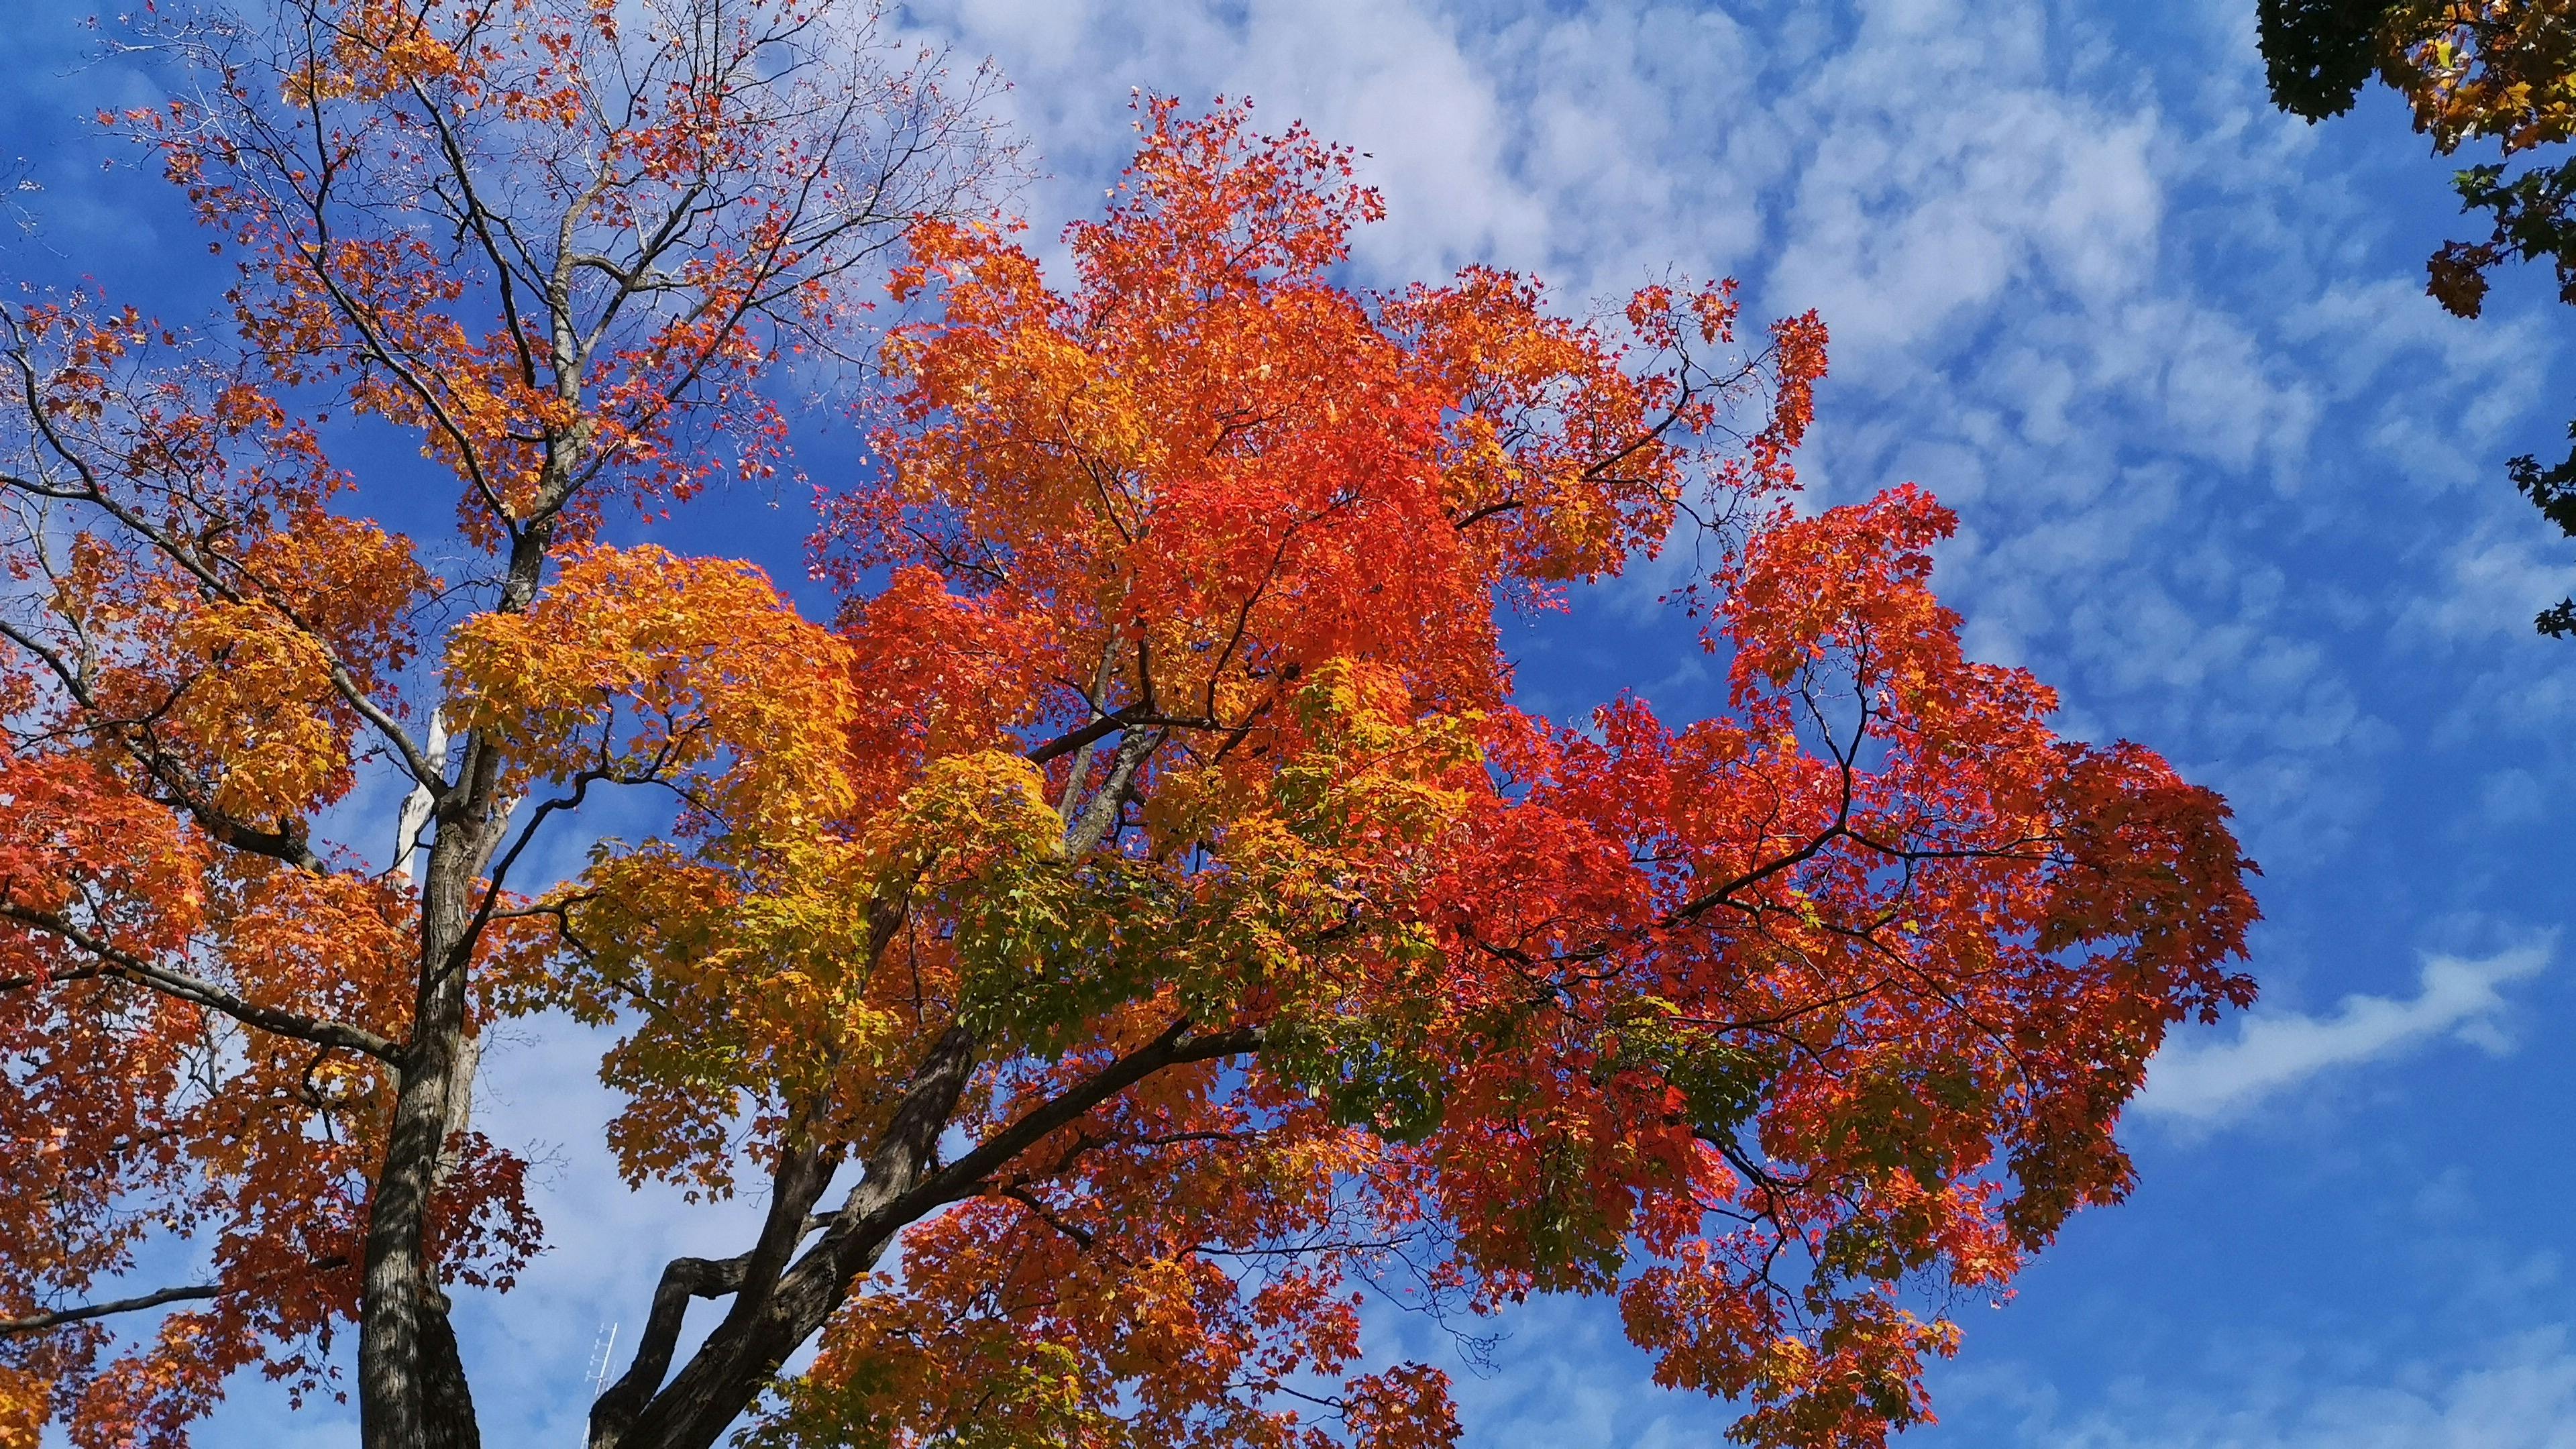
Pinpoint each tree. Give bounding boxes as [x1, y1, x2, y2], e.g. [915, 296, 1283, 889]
[0, 3, 2259, 1446]
[2257, 0, 2576, 633]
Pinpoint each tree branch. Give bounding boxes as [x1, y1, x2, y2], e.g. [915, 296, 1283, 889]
[900, 1020, 1266, 1221]
[585, 1215, 835, 1449]
[0, 900, 400, 1061]
[0, 1283, 217, 1336]
[0, 1252, 353, 1335]
[608, 1019, 1265, 1449]
[0, 614, 330, 873]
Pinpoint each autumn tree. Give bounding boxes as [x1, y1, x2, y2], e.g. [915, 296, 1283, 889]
[0, 1, 1014, 1444]
[2259, 0, 2576, 632]
[1, 5, 2259, 1448]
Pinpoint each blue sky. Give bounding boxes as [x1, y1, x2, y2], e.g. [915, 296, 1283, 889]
[8, 0, 2575, 1444]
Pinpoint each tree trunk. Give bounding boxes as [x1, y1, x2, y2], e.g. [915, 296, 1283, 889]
[422, 1283, 483, 1449]
[360, 510, 550, 1448]
[359, 823, 485, 1449]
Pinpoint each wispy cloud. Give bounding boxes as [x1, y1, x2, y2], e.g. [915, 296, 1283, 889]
[1951, 1324, 2576, 1448]
[2137, 942, 2553, 1123]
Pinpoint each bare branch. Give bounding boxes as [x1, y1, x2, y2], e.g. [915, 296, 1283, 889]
[0, 1252, 352, 1336]
[0, 900, 400, 1061]
[0, 1283, 218, 1336]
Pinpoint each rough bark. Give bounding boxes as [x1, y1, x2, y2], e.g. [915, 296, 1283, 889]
[358, 525, 546, 1449]
[421, 1283, 483, 1449]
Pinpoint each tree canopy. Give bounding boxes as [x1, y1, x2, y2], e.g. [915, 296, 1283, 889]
[2, 3, 2259, 1448]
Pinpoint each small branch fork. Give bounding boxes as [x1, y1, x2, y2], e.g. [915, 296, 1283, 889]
[587, 1018, 1264, 1449]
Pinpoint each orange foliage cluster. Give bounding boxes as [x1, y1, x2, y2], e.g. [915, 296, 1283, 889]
[2378, 0, 2576, 154]
[679, 97, 2251, 1449]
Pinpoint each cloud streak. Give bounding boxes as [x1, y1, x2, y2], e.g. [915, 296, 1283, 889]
[2137, 942, 2552, 1122]
[1951, 1324, 2576, 1448]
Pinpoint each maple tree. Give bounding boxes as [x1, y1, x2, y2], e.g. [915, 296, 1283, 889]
[2260, 0, 2576, 633]
[1, 3, 2260, 1448]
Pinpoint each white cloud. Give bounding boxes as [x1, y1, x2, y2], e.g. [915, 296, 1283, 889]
[2398, 516, 2576, 644]
[1362, 1293, 1733, 1449]
[904, 0, 1552, 284]
[1986, 1328, 2576, 1448]
[2137, 943, 2553, 1123]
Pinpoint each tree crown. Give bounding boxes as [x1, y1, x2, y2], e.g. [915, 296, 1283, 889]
[2, 13, 2257, 1449]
